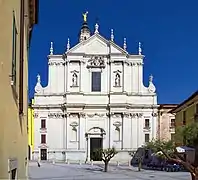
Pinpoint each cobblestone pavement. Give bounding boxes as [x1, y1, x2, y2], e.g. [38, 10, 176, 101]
[28, 161, 191, 180]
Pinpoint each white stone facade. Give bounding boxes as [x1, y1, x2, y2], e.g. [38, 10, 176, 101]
[32, 19, 158, 162]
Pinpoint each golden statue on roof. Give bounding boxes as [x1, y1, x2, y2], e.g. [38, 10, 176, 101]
[82, 11, 88, 22]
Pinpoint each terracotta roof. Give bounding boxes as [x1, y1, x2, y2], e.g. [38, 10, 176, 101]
[158, 104, 178, 109]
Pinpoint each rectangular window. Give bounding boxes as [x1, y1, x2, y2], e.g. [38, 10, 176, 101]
[171, 134, 175, 141]
[145, 134, 150, 143]
[41, 134, 46, 144]
[196, 104, 198, 114]
[92, 72, 101, 92]
[144, 119, 150, 128]
[11, 13, 17, 85]
[41, 119, 46, 129]
[170, 119, 175, 127]
[183, 111, 186, 125]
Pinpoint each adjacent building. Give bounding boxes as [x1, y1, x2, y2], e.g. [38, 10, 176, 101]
[0, 0, 38, 179]
[32, 13, 158, 163]
[28, 99, 35, 160]
[171, 91, 198, 145]
[157, 104, 177, 141]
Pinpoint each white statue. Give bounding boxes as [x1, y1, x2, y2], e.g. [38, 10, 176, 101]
[72, 73, 78, 86]
[115, 73, 120, 86]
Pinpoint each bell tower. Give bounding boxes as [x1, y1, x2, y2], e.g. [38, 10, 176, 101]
[79, 11, 90, 42]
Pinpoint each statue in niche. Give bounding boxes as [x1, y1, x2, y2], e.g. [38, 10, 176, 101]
[115, 73, 120, 87]
[72, 73, 78, 86]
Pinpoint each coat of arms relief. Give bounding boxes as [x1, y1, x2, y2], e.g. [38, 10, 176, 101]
[87, 56, 105, 68]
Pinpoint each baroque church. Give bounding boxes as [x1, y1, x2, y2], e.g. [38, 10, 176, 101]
[32, 12, 158, 162]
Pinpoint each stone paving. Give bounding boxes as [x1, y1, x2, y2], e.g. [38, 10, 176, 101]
[28, 161, 191, 180]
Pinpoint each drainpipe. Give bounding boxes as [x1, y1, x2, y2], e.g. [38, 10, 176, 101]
[19, 0, 25, 115]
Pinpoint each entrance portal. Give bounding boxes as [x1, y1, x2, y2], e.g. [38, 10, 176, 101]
[90, 138, 103, 161]
[28, 145, 31, 160]
[40, 149, 47, 160]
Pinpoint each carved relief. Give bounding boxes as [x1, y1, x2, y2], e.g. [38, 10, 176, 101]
[111, 113, 121, 118]
[70, 121, 78, 129]
[123, 112, 130, 118]
[130, 113, 143, 118]
[34, 113, 38, 118]
[87, 56, 105, 68]
[113, 121, 122, 127]
[152, 112, 158, 117]
[69, 113, 79, 118]
[48, 113, 63, 118]
[48, 62, 65, 66]
[79, 113, 86, 118]
[131, 62, 143, 66]
[87, 113, 105, 118]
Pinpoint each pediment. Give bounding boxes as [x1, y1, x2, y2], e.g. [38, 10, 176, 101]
[67, 34, 127, 55]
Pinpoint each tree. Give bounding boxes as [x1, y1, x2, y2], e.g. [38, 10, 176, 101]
[145, 122, 198, 180]
[94, 147, 118, 172]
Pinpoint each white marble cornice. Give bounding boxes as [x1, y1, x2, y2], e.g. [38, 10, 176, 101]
[32, 104, 62, 109]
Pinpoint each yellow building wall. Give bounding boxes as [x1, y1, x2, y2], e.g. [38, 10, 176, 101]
[28, 100, 34, 155]
[175, 101, 198, 145]
[0, 0, 32, 179]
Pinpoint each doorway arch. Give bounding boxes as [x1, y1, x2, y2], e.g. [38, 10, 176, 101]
[28, 145, 31, 160]
[85, 127, 106, 161]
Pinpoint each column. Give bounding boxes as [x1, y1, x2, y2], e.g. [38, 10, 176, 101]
[136, 115, 139, 148]
[79, 61, 82, 92]
[65, 113, 68, 149]
[63, 113, 66, 149]
[87, 135, 90, 161]
[122, 62, 124, 92]
[130, 114, 133, 149]
[121, 113, 124, 149]
[79, 113, 86, 150]
[122, 113, 131, 149]
[66, 61, 69, 92]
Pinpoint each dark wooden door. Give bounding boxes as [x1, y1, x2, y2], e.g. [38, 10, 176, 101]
[11, 168, 17, 179]
[40, 149, 47, 160]
[90, 138, 103, 161]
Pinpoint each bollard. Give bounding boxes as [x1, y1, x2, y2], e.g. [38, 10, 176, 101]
[67, 160, 70, 164]
[128, 160, 131, 167]
[117, 161, 119, 166]
[91, 160, 93, 166]
[79, 160, 82, 165]
[53, 159, 55, 164]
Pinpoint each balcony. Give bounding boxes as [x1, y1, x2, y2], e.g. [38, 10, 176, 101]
[169, 124, 175, 132]
[143, 126, 151, 132]
[194, 113, 198, 123]
[40, 128, 47, 133]
[38, 143, 48, 148]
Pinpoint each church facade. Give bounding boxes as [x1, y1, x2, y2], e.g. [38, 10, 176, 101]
[32, 14, 158, 162]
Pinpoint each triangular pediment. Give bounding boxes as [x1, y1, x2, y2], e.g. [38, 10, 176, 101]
[67, 33, 127, 55]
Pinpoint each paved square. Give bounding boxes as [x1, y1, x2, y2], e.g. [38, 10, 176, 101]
[28, 162, 191, 180]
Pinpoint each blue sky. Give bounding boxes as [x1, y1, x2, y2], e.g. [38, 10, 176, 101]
[29, 0, 198, 104]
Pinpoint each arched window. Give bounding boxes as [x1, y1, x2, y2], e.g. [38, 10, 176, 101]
[115, 73, 121, 87]
[72, 73, 78, 86]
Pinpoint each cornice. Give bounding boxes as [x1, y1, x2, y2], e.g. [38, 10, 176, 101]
[32, 103, 158, 110]
[34, 91, 157, 97]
